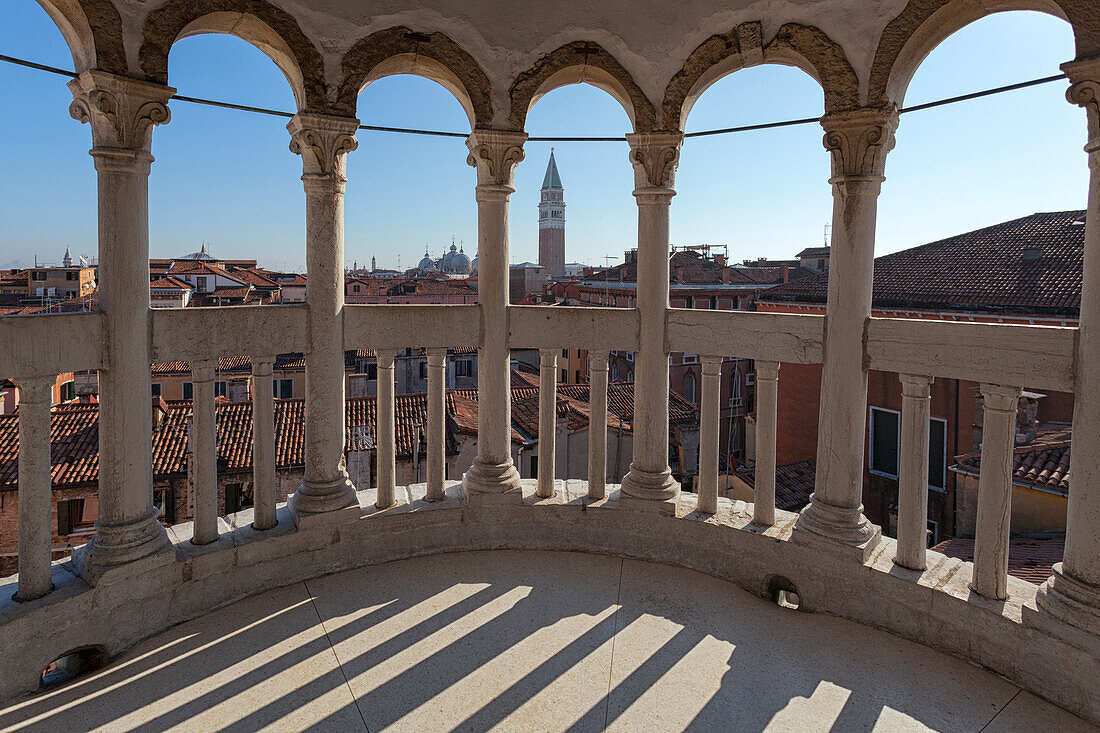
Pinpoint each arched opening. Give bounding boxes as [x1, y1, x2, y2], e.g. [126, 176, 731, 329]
[40, 646, 108, 689]
[683, 372, 696, 404]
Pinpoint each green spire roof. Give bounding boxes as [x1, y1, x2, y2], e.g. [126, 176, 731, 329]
[541, 148, 563, 189]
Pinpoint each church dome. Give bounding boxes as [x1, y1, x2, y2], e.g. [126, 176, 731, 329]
[451, 246, 471, 273]
[418, 249, 436, 270]
[182, 242, 217, 261]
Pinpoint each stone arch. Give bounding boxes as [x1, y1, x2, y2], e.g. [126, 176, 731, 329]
[663, 22, 860, 131]
[32, 0, 126, 74]
[335, 27, 493, 128]
[509, 41, 657, 133]
[868, 0, 1099, 108]
[139, 0, 326, 112]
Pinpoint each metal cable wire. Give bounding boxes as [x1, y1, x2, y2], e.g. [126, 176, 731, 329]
[0, 53, 1067, 142]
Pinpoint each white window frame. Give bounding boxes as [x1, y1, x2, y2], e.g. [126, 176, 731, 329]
[683, 353, 699, 364]
[868, 406, 901, 479]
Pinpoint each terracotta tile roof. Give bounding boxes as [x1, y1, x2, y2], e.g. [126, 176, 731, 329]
[150, 276, 194, 290]
[796, 247, 830, 258]
[584, 250, 810, 287]
[952, 426, 1072, 495]
[759, 211, 1086, 316]
[932, 536, 1064, 585]
[735, 458, 816, 512]
[226, 268, 278, 288]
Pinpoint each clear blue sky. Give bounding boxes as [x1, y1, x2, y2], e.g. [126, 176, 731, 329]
[0, 4, 1086, 272]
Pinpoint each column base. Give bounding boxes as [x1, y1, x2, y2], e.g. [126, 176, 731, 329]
[1032, 563, 1100, 639]
[620, 464, 680, 505]
[792, 495, 881, 562]
[289, 474, 359, 528]
[72, 508, 173, 585]
[463, 458, 522, 496]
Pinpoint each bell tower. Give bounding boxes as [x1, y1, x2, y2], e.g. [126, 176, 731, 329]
[538, 149, 565, 278]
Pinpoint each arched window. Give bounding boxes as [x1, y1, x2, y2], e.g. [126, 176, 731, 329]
[683, 372, 696, 404]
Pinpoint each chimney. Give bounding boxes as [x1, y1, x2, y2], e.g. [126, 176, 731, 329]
[673, 266, 685, 284]
[625, 249, 638, 264]
[151, 396, 168, 431]
[781, 266, 790, 283]
[713, 254, 726, 267]
[721, 267, 731, 284]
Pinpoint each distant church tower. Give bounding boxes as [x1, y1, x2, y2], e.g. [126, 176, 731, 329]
[538, 149, 565, 278]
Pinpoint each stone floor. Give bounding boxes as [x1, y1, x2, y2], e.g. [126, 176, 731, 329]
[0, 550, 1094, 732]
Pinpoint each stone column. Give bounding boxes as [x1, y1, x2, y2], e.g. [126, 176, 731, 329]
[971, 384, 1021, 600]
[376, 349, 397, 509]
[287, 113, 360, 525]
[895, 374, 933, 571]
[426, 347, 446, 501]
[1035, 62, 1100, 634]
[588, 352, 609, 500]
[753, 361, 780, 526]
[538, 349, 558, 498]
[621, 132, 683, 511]
[68, 71, 173, 580]
[251, 356, 277, 530]
[463, 129, 527, 498]
[190, 360, 218, 545]
[15, 377, 54, 601]
[794, 108, 898, 561]
[697, 356, 722, 514]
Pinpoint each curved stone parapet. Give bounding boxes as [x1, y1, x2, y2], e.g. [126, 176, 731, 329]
[1, 480, 1097, 725]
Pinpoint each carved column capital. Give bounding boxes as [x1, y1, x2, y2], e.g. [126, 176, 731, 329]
[466, 129, 528, 188]
[68, 70, 173, 167]
[1063, 58, 1100, 154]
[288, 113, 360, 179]
[821, 107, 898, 182]
[626, 132, 683, 190]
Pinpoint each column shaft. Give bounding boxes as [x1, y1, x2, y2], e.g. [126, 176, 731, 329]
[15, 377, 54, 601]
[251, 357, 277, 530]
[753, 361, 780, 526]
[426, 348, 446, 500]
[896, 374, 933, 571]
[377, 349, 397, 508]
[68, 71, 173, 579]
[588, 352, 609, 500]
[463, 130, 527, 495]
[190, 360, 218, 545]
[538, 350, 557, 498]
[697, 356, 721, 514]
[971, 384, 1021, 600]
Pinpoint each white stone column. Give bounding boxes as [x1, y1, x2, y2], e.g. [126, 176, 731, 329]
[895, 374, 933, 571]
[753, 361, 780, 526]
[376, 349, 397, 509]
[14, 377, 54, 601]
[190, 360, 218, 545]
[251, 356, 277, 530]
[538, 349, 557, 498]
[794, 108, 898, 561]
[588, 352, 609, 500]
[971, 384, 1021, 600]
[68, 71, 173, 580]
[1035, 61, 1100, 633]
[287, 113, 360, 525]
[697, 356, 721, 514]
[621, 132, 683, 510]
[426, 347, 446, 501]
[463, 129, 527, 497]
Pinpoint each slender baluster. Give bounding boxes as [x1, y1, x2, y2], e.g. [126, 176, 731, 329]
[538, 349, 557, 498]
[971, 384, 1021, 599]
[753, 361, 780, 526]
[896, 374, 933, 570]
[588, 352, 609, 500]
[426, 347, 446, 501]
[697, 356, 721, 514]
[376, 349, 397, 509]
[15, 376, 55, 601]
[191, 359, 218, 545]
[251, 356, 277, 530]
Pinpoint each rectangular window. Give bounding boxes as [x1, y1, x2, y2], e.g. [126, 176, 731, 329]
[183, 382, 193, 400]
[561, 369, 567, 383]
[562, 349, 568, 359]
[66, 271, 78, 281]
[224, 482, 253, 515]
[455, 359, 472, 377]
[367, 363, 377, 381]
[683, 353, 699, 364]
[60, 380, 75, 402]
[215, 381, 227, 398]
[419, 362, 428, 380]
[929, 417, 947, 491]
[196, 276, 208, 292]
[276, 379, 293, 399]
[353, 284, 361, 293]
[31, 271, 46, 281]
[151, 383, 162, 397]
[529, 455, 538, 479]
[154, 489, 175, 525]
[869, 407, 901, 478]
[58, 498, 94, 535]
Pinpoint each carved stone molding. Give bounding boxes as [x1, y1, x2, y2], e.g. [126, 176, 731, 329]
[466, 129, 528, 188]
[626, 132, 683, 189]
[1064, 58, 1100, 149]
[821, 107, 899, 181]
[287, 113, 360, 178]
[68, 70, 174, 154]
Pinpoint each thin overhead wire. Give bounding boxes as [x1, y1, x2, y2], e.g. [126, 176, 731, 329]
[0, 52, 1068, 142]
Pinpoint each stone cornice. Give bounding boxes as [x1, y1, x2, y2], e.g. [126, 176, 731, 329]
[67, 70, 174, 154]
[466, 129, 528, 188]
[821, 107, 898, 181]
[287, 113, 360, 178]
[626, 132, 683, 190]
